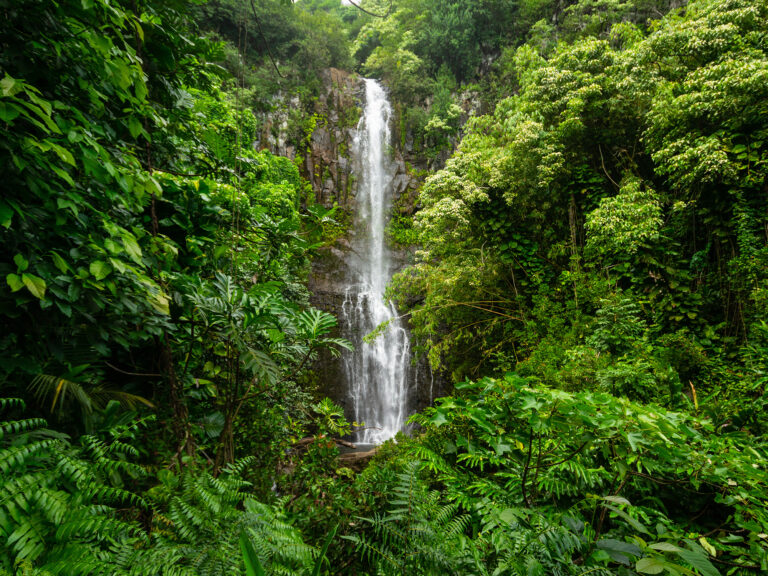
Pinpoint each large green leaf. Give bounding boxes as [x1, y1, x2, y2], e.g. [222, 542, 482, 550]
[602, 503, 651, 535]
[0, 74, 21, 97]
[240, 531, 265, 576]
[0, 200, 13, 228]
[0, 101, 20, 123]
[6, 273, 23, 292]
[636, 557, 666, 574]
[121, 233, 142, 264]
[14, 253, 28, 271]
[89, 260, 112, 281]
[311, 524, 338, 576]
[51, 252, 69, 273]
[596, 538, 642, 565]
[676, 542, 720, 576]
[22, 273, 46, 299]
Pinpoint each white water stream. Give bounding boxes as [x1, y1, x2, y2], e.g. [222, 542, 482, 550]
[341, 79, 410, 444]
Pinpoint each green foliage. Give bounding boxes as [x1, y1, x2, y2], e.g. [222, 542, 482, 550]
[241, 531, 266, 576]
[330, 369, 768, 573]
[0, 0, 352, 476]
[0, 396, 328, 576]
[148, 460, 318, 576]
[4, 1, 768, 575]
[0, 0, 193, 370]
[402, 373, 768, 573]
[344, 462, 473, 575]
[391, 0, 768, 419]
[585, 176, 663, 258]
[239, 508, 337, 576]
[28, 372, 153, 429]
[1, 0, 352, 574]
[352, 0, 517, 99]
[313, 398, 353, 437]
[0, 398, 154, 575]
[194, 0, 356, 135]
[175, 270, 350, 468]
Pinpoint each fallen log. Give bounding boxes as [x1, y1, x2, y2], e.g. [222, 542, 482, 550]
[292, 436, 357, 450]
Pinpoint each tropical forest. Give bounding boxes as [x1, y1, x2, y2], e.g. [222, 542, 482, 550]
[1, 0, 767, 574]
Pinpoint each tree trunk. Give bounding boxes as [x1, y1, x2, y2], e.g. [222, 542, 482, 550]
[569, 193, 581, 308]
[161, 333, 195, 464]
[214, 412, 235, 476]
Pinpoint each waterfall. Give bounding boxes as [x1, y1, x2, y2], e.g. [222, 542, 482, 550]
[341, 79, 410, 444]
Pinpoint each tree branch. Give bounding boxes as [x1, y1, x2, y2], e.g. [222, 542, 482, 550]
[345, 0, 393, 18]
[249, 0, 285, 79]
[521, 427, 535, 506]
[104, 362, 162, 378]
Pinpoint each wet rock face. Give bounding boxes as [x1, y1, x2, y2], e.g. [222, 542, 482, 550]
[304, 68, 363, 211]
[255, 69, 363, 212]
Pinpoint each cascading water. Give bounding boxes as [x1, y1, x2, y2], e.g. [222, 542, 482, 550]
[341, 79, 410, 444]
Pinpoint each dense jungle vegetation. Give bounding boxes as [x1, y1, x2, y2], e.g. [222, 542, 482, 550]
[1, 0, 766, 574]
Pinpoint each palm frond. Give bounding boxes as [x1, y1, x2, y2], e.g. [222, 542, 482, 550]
[28, 374, 153, 416]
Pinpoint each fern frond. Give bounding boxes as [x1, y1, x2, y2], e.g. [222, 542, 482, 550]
[221, 455, 255, 477]
[88, 485, 148, 509]
[443, 514, 471, 539]
[191, 480, 222, 515]
[432, 501, 460, 525]
[56, 452, 96, 487]
[104, 438, 140, 460]
[168, 496, 204, 540]
[0, 439, 60, 474]
[342, 533, 400, 571]
[55, 511, 139, 541]
[0, 418, 47, 440]
[30, 488, 70, 526]
[0, 397, 158, 575]
[38, 543, 108, 576]
[0, 472, 50, 507]
[0, 397, 25, 412]
[6, 515, 47, 562]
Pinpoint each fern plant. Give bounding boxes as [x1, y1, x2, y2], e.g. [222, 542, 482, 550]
[149, 458, 321, 576]
[405, 373, 761, 574]
[344, 461, 473, 575]
[180, 272, 352, 470]
[473, 504, 610, 576]
[150, 459, 254, 576]
[0, 397, 155, 575]
[1, 398, 327, 576]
